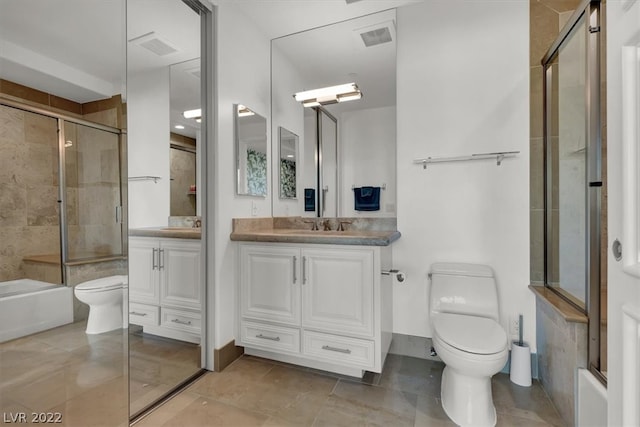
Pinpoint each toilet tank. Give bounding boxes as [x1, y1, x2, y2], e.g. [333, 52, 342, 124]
[429, 262, 500, 321]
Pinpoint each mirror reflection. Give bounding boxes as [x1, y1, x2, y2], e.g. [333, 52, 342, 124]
[0, 0, 129, 425]
[236, 104, 268, 197]
[271, 9, 397, 218]
[170, 58, 201, 216]
[279, 127, 299, 199]
[126, 0, 204, 418]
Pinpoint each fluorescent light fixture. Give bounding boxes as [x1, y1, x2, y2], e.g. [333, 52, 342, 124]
[183, 108, 201, 119]
[287, 154, 294, 158]
[174, 125, 185, 130]
[294, 83, 362, 107]
[237, 105, 255, 117]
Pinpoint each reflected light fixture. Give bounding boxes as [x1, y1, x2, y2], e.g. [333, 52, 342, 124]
[183, 108, 201, 120]
[293, 83, 362, 107]
[174, 125, 185, 130]
[237, 104, 255, 117]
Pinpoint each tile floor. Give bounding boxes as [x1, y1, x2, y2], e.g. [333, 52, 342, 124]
[0, 321, 201, 426]
[1, 321, 565, 426]
[135, 354, 566, 427]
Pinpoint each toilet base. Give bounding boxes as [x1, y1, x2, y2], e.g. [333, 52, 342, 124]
[441, 365, 497, 427]
[85, 303, 122, 334]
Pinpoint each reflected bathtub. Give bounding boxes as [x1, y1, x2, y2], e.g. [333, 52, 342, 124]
[0, 279, 73, 343]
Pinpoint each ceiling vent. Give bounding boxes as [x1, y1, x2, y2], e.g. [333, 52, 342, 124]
[354, 20, 396, 48]
[129, 31, 178, 56]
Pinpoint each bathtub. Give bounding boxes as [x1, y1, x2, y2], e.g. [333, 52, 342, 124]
[0, 279, 73, 343]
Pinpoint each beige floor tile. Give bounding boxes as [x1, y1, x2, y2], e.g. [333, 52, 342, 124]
[413, 394, 456, 427]
[313, 394, 414, 427]
[332, 379, 418, 421]
[50, 376, 128, 427]
[492, 374, 565, 426]
[133, 391, 200, 426]
[378, 354, 444, 397]
[154, 396, 268, 427]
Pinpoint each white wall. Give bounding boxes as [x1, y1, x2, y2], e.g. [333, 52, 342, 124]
[212, 3, 271, 350]
[127, 68, 171, 228]
[340, 106, 396, 217]
[395, 1, 533, 349]
[606, 1, 640, 424]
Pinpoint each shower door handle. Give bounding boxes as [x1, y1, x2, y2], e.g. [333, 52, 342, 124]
[115, 205, 123, 224]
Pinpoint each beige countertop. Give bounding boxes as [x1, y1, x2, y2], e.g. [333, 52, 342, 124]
[129, 227, 202, 240]
[230, 217, 401, 246]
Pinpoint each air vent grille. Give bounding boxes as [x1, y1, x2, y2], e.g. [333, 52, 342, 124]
[129, 31, 178, 57]
[360, 27, 393, 47]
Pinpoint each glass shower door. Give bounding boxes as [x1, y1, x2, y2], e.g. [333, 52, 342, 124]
[63, 122, 123, 261]
[545, 13, 588, 307]
[543, 1, 604, 380]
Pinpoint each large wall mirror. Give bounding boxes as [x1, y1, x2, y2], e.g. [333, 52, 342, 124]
[271, 9, 397, 218]
[0, 0, 129, 425]
[126, 0, 206, 419]
[236, 104, 268, 197]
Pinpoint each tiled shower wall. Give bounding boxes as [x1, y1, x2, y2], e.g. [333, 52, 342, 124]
[530, 0, 583, 284]
[0, 80, 125, 282]
[0, 105, 62, 282]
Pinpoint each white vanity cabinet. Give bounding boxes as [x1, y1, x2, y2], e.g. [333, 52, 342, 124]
[239, 242, 392, 377]
[129, 236, 202, 343]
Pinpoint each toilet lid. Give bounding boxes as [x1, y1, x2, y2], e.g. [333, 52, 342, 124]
[76, 276, 126, 291]
[433, 313, 507, 355]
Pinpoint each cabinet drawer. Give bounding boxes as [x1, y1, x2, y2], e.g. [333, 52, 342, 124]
[161, 307, 201, 334]
[241, 321, 300, 354]
[129, 303, 159, 327]
[303, 331, 374, 369]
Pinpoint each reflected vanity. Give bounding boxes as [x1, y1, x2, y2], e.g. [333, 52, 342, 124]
[236, 104, 268, 197]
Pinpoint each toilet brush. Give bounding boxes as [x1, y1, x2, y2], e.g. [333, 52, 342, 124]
[518, 314, 523, 346]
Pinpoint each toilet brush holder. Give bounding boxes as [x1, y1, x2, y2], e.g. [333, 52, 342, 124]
[510, 341, 532, 387]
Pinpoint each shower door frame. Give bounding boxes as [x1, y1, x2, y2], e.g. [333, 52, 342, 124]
[541, 0, 605, 384]
[0, 96, 126, 285]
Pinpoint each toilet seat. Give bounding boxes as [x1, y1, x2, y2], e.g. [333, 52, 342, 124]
[433, 313, 507, 355]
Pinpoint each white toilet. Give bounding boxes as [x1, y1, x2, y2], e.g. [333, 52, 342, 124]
[429, 262, 508, 427]
[74, 275, 128, 334]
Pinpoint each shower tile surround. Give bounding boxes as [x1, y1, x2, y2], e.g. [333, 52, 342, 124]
[529, 2, 605, 426]
[0, 82, 127, 324]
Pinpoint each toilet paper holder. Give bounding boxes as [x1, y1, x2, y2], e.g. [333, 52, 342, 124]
[381, 269, 405, 282]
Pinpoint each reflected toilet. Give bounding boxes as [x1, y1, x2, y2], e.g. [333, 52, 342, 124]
[74, 275, 128, 334]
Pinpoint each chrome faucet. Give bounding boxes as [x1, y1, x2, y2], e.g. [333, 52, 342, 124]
[338, 220, 352, 231]
[303, 219, 319, 231]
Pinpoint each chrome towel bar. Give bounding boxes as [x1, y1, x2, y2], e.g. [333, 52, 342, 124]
[413, 151, 520, 169]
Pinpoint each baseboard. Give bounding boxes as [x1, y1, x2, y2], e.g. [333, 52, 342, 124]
[389, 332, 538, 379]
[213, 340, 244, 372]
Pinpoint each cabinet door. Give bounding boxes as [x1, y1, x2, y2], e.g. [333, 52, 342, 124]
[160, 239, 201, 310]
[302, 248, 374, 336]
[129, 237, 160, 305]
[240, 244, 301, 325]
